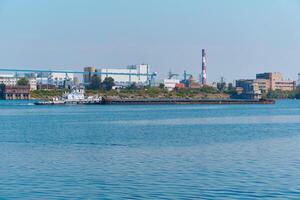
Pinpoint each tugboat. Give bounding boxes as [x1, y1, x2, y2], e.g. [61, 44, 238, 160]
[34, 87, 102, 105]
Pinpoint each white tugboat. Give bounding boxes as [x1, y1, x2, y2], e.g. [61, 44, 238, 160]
[34, 87, 102, 105]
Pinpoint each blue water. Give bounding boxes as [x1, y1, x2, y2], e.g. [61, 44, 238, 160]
[1, 100, 300, 199]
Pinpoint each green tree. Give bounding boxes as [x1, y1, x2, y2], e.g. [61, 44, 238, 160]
[17, 77, 29, 86]
[199, 85, 219, 94]
[88, 75, 101, 90]
[0, 83, 5, 90]
[102, 77, 115, 90]
[127, 82, 138, 90]
[296, 87, 300, 99]
[159, 83, 165, 89]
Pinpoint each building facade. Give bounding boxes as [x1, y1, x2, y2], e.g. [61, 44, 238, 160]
[48, 72, 74, 88]
[256, 72, 296, 91]
[36, 72, 74, 89]
[163, 78, 180, 91]
[235, 79, 262, 99]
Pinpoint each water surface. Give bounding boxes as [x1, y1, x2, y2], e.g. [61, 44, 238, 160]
[0, 100, 300, 199]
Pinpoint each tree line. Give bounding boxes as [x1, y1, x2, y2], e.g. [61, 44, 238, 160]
[87, 76, 115, 90]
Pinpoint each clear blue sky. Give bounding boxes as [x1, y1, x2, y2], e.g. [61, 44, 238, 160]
[0, 0, 299, 82]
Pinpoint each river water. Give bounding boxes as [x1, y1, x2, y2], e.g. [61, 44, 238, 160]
[0, 100, 300, 199]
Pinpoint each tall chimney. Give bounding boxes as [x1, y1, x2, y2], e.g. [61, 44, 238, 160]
[202, 49, 207, 85]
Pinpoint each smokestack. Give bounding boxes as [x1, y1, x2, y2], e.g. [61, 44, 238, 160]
[201, 49, 207, 85]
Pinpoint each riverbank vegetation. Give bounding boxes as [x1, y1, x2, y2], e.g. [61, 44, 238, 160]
[264, 88, 300, 99]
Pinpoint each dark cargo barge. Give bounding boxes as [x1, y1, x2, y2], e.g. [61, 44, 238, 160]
[101, 98, 275, 105]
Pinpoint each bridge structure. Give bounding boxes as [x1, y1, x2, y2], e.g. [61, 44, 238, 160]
[0, 68, 157, 86]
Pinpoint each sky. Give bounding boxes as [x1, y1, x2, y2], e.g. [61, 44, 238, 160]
[0, 0, 299, 82]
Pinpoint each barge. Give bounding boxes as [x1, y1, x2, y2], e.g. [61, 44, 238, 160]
[101, 98, 275, 105]
[34, 88, 275, 105]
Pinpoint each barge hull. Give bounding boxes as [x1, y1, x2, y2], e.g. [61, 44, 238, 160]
[101, 99, 275, 105]
[35, 98, 275, 105]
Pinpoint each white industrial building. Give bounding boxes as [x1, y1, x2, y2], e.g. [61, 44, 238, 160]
[48, 72, 74, 87]
[163, 78, 180, 91]
[84, 64, 151, 86]
[36, 72, 75, 88]
[0, 74, 37, 90]
[99, 64, 150, 86]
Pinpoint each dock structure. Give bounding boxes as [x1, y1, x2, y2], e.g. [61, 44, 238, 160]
[0, 85, 30, 100]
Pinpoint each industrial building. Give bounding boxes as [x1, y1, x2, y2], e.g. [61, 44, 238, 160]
[0, 74, 37, 90]
[48, 72, 74, 88]
[235, 79, 262, 99]
[83, 64, 151, 86]
[83, 67, 97, 85]
[35, 72, 75, 89]
[0, 71, 77, 90]
[163, 78, 180, 91]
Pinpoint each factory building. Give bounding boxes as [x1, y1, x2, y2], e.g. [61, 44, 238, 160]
[84, 64, 150, 86]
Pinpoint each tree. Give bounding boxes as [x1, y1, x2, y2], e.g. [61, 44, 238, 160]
[296, 87, 300, 99]
[127, 82, 138, 90]
[17, 77, 29, 86]
[0, 83, 5, 91]
[102, 77, 115, 90]
[217, 82, 226, 91]
[199, 85, 219, 94]
[88, 75, 101, 90]
[159, 83, 165, 89]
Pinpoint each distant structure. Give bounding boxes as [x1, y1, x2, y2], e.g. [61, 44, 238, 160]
[83, 67, 97, 85]
[163, 70, 180, 91]
[256, 72, 296, 91]
[189, 75, 201, 89]
[201, 49, 207, 85]
[235, 79, 262, 100]
[0, 74, 37, 90]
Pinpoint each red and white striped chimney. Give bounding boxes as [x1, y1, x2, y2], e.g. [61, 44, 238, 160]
[201, 49, 207, 85]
